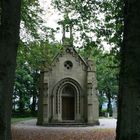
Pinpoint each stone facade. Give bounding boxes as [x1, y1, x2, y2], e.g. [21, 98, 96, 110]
[37, 43, 99, 125]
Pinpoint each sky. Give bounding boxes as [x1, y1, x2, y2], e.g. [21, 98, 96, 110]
[39, 0, 59, 27]
[39, 0, 63, 41]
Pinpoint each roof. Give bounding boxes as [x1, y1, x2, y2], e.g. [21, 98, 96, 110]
[48, 45, 89, 71]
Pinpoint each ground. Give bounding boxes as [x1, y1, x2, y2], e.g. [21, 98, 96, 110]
[12, 118, 116, 140]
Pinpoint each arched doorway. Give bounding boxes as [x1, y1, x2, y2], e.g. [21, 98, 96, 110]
[52, 78, 82, 122]
[62, 85, 75, 120]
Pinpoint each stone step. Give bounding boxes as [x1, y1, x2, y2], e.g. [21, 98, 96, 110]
[43, 122, 88, 127]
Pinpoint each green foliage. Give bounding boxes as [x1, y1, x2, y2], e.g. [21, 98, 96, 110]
[80, 45, 119, 116]
[21, 0, 41, 39]
[13, 0, 62, 115]
[98, 0, 124, 58]
[13, 40, 61, 114]
[14, 64, 33, 113]
[21, 0, 54, 41]
[97, 52, 119, 116]
[52, 0, 123, 57]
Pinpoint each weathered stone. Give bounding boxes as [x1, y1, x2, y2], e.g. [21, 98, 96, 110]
[37, 24, 99, 125]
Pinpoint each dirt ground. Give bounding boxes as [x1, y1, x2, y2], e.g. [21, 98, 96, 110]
[12, 118, 116, 140]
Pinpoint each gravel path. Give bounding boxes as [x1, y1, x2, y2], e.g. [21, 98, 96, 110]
[12, 118, 117, 129]
[12, 118, 117, 140]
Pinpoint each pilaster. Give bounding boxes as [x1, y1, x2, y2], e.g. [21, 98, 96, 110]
[87, 59, 99, 125]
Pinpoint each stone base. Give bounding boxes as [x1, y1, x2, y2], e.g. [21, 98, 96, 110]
[87, 120, 100, 126]
[37, 121, 100, 127]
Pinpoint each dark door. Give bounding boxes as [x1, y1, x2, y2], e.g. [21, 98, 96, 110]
[62, 97, 74, 120]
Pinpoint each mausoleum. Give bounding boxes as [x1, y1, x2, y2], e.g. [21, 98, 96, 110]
[37, 21, 99, 125]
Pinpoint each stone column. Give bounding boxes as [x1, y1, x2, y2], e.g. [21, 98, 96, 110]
[42, 71, 50, 124]
[87, 60, 99, 125]
[52, 88, 62, 122]
[75, 92, 81, 121]
[58, 93, 62, 121]
[37, 71, 44, 125]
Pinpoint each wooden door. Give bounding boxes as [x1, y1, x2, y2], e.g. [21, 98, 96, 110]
[62, 97, 74, 120]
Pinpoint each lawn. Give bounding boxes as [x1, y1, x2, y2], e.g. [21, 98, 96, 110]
[11, 117, 35, 124]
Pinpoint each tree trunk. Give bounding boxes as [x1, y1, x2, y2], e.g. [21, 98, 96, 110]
[12, 94, 16, 112]
[31, 95, 37, 116]
[116, 1, 140, 140]
[31, 71, 39, 116]
[0, 1, 21, 140]
[19, 93, 25, 113]
[106, 89, 112, 116]
[99, 103, 102, 116]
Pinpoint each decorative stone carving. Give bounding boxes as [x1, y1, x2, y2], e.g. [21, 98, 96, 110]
[37, 17, 99, 125]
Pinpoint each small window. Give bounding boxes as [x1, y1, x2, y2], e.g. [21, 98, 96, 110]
[64, 60, 73, 70]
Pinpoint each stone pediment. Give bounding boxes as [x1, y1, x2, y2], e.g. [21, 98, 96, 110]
[48, 46, 88, 71]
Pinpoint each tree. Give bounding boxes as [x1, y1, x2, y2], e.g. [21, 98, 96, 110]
[79, 44, 119, 116]
[14, 63, 33, 114]
[116, 1, 140, 140]
[13, 40, 61, 115]
[20, 0, 55, 42]
[21, 0, 42, 39]
[0, 0, 21, 140]
[97, 53, 119, 116]
[52, 0, 123, 53]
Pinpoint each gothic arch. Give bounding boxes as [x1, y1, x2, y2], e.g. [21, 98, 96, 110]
[52, 77, 82, 121]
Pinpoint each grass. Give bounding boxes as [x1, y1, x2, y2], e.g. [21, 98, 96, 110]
[11, 117, 35, 124]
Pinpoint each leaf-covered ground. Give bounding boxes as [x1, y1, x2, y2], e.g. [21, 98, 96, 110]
[12, 127, 115, 140]
[12, 119, 116, 140]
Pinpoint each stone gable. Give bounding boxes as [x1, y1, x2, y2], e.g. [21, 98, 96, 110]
[37, 19, 99, 125]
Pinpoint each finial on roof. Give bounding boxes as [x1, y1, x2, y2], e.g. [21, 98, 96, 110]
[58, 14, 74, 47]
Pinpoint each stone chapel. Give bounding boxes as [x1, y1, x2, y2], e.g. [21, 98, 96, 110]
[37, 21, 99, 125]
